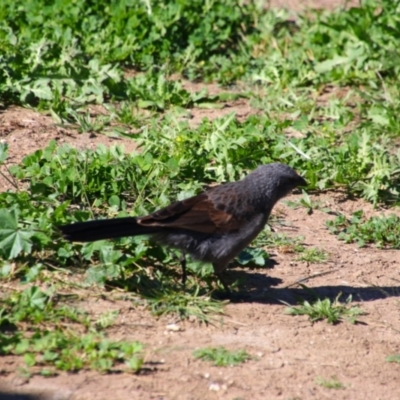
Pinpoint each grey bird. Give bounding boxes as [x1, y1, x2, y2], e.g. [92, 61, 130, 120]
[59, 163, 307, 291]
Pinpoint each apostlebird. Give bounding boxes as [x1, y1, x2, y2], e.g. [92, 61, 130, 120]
[59, 163, 307, 291]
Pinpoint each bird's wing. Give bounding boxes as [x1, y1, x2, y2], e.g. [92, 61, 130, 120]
[137, 192, 244, 234]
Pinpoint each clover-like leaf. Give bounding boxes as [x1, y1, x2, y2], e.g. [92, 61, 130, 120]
[0, 209, 33, 259]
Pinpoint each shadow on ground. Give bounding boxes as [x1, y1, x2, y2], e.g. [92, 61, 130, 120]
[0, 392, 43, 400]
[219, 269, 400, 304]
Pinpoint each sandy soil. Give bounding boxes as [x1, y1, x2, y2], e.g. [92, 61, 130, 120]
[0, 1, 399, 399]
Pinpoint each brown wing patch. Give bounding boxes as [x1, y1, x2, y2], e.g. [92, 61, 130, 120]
[140, 193, 208, 222]
[137, 192, 242, 234]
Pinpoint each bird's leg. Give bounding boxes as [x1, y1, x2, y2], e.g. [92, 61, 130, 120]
[215, 272, 231, 294]
[180, 251, 187, 285]
[212, 262, 231, 294]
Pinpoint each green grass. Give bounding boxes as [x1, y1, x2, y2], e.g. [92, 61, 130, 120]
[257, 231, 305, 254]
[386, 354, 400, 364]
[144, 284, 226, 323]
[2, 0, 400, 104]
[284, 293, 365, 324]
[326, 210, 400, 248]
[285, 190, 332, 215]
[0, 286, 143, 375]
[296, 248, 328, 263]
[316, 376, 345, 390]
[0, 0, 400, 375]
[193, 346, 252, 366]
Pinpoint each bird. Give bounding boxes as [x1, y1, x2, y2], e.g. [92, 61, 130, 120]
[59, 163, 307, 292]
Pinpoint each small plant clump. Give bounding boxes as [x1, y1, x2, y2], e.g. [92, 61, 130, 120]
[284, 293, 365, 324]
[326, 211, 400, 249]
[386, 354, 400, 364]
[0, 286, 143, 375]
[296, 247, 328, 263]
[316, 376, 345, 389]
[193, 346, 252, 366]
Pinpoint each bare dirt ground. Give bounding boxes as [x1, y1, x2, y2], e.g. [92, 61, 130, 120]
[1, 2, 399, 400]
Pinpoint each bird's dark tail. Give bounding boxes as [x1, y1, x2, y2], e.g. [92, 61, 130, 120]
[59, 217, 160, 242]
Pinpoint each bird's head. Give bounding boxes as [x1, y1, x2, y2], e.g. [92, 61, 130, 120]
[248, 162, 307, 206]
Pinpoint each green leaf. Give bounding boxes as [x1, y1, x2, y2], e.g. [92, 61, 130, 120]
[126, 356, 143, 372]
[24, 353, 36, 367]
[237, 247, 269, 266]
[368, 107, 389, 126]
[0, 210, 33, 259]
[108, 195, 120, 208]
[27, 79, 53, 100]
[0, 143, 9, 164]
[23, 286, 49, 310]
[314, 56, 350, 74]
[15, 339, 30, 354]
[386, 354, 400, 364]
